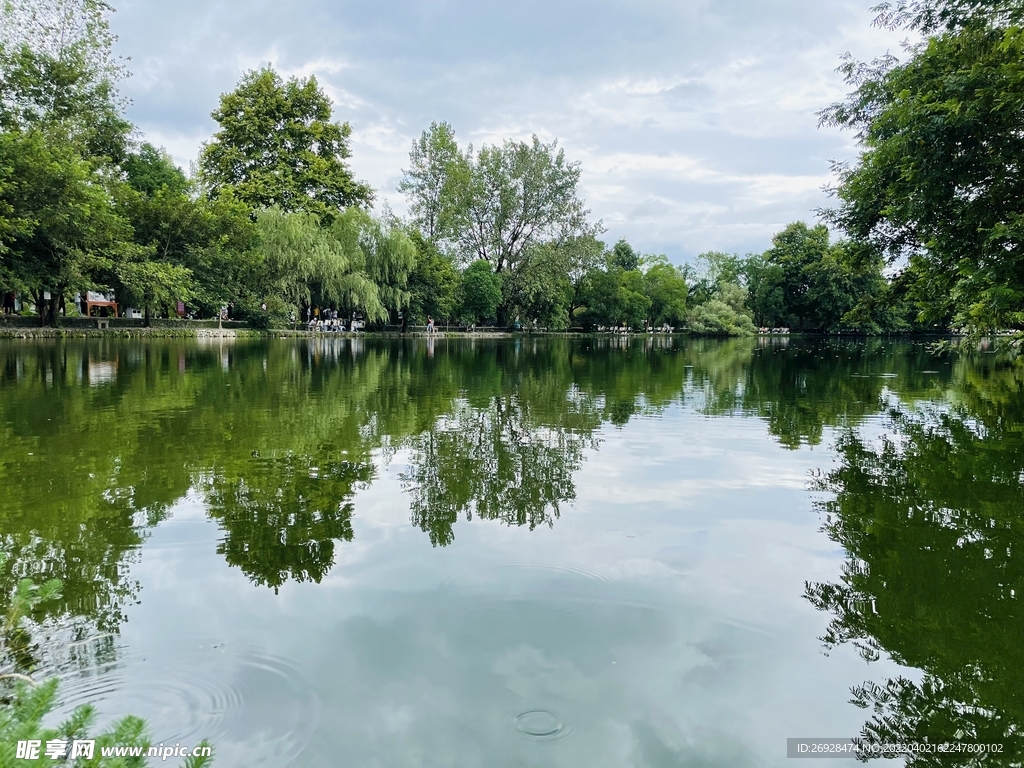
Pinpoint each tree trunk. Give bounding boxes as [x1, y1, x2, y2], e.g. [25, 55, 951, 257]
[144, 304, 152, 328]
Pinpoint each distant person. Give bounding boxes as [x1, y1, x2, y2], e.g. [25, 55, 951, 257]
[427, 316, 435, 334]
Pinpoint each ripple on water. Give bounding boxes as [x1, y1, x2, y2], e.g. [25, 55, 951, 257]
[51, 645, 320, 767]
[510, 709, 574, 742]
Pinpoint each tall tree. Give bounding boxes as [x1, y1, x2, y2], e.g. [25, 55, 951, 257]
[0, 0, 133, 323]
[198, 67, 372, 220]
[822, 0, 1024, 333]
[608, 238, 639, 272]
[562, 233, 606, 325]
[398, 121, 463, 242]
[452, 135, 589, 275]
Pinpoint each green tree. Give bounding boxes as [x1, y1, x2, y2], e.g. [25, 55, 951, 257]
[121, 142, 188, 197]
[742, 253, 785, 327]
[822, 1, 1024, 333]
[0, 128, 132, 324]
[397, 121, 463, 242]
[685, 283, 756, 336]
[686, 251, 745, 307]
[562, 233, 605, 325]
[501, 242, 572, 329]
[114, 260, 191, 325]
[608, 238, 639, 272]
[358, 209, 417, 319]
[618, 268, 652, 328]
[451, 136, 588, 276]
[0, 0, 134, 324]
[0, 0, 131, 162]
[458, 259, 502, 324]
[578, 268, 622, 329]
[198, 67, 372, 220]
[251, 207, 379, 321]
[407, 232, 460, 323]
[642, 255, 688, 327]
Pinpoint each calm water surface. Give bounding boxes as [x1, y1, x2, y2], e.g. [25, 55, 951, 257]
[1, 337, 1021, 766]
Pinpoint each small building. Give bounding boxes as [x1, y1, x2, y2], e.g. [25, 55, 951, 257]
[84, 291, 119, 318]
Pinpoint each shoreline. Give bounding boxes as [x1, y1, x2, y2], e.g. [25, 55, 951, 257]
[0, 325, 959, 341]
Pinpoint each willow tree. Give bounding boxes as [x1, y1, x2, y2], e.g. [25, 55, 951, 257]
[253, 207, 416, 321]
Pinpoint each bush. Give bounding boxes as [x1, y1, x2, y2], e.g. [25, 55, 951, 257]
[685, 283, 756, 336]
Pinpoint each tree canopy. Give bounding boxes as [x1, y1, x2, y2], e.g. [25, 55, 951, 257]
[823, 0, 1024, 333]
[199, 68, 373, 220]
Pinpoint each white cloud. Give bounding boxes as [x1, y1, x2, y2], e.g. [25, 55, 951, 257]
[112, 0, 907, 261]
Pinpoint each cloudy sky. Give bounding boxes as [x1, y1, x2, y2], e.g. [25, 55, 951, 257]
[110, 0, 905, 263]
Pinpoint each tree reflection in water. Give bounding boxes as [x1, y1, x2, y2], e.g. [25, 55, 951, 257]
[806, 356, 1024, 764]
[0, 336, 976, 655]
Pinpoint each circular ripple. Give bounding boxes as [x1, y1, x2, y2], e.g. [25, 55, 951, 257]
[514, 709, 565, 738]
[50, 647, 320, 767]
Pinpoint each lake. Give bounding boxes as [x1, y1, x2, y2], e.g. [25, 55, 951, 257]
[1, 336, 1020, 766]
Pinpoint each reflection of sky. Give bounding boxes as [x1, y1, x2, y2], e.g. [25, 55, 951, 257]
[110, 0, 908, 260]
[55, 401, 906, 767]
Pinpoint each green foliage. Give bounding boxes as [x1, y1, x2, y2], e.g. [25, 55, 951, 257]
[577, 268, 621, 329]
[398, 121, 462, 242]
[561, 233, 605, 324]
[0, 0, 130, 162]
[685, 283, 756, 336]
[114, 260, 191, 324]
[823, 4, 1024, 333]
[407, 232, 459, 322]
[743, 222, 901, 332]
[576, 248, 683, 330]
[458, 259, 502, 324]
[501, 242, 572, 329]
[198, 67, 372, 220]
[742, 253, 786, 327]
[121, 143, 188, 197]
[806, 358, 1024, 761]
[642, 255, 688, 326]
[686, 251, 745, 306]
[0, 127, 133, 323]
[449, 136, 588, 275]
[359, 210, 417, 317]
[608, 238, 639, 272]
[251, 207, 373, 319]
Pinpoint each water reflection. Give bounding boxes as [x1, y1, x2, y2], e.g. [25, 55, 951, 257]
[0, 337, 962, 609]
[0, 339, 965, 646]
[7, 336, 1023, 762]
[204, 453, 374, 589]
[805, 354, 1024, 763]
